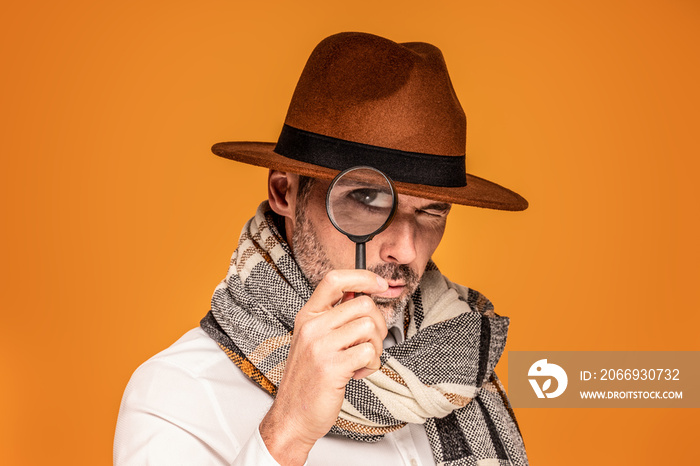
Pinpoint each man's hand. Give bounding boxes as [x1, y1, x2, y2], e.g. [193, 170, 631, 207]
[259, 269, 389, 466]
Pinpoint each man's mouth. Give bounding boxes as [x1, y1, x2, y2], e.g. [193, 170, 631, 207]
[374, 281, 406, 299]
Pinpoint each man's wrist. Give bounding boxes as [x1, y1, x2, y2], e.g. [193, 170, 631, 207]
[259, 405, 315, 466]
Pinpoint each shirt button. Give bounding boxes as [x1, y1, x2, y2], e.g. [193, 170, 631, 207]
[410, 459, 418, 466]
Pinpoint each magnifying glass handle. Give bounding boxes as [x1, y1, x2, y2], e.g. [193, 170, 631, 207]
[355, 242, 366, 270]
[355, 242, 366, 297]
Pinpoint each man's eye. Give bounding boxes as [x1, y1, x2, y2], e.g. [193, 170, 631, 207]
[419, 207, 450, 218]
[348, 189, 393, 208]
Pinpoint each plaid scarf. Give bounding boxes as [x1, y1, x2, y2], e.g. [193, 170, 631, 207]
[201, 202, 528, 465]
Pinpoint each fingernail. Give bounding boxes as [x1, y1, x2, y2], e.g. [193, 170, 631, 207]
[376, 276, 388, 289]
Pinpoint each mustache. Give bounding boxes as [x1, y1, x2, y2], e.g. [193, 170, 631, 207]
[369, 263, 419, 287]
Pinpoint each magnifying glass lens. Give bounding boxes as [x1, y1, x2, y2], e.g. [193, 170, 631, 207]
[327, 168, 396, 238]
[326, 166, 397, 275]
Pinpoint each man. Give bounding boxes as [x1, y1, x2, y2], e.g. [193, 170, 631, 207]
[115, 32, 529, 465]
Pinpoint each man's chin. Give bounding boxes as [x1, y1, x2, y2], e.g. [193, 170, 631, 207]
[374, 295, 410, 327]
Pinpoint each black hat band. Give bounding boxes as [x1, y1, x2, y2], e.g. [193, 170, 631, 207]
[274, 124, 467, 187]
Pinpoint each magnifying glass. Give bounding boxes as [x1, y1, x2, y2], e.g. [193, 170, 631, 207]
[326, 166, 398, 275]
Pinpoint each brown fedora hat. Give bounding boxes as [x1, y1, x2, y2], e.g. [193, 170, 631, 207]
[213, 32, 528, 211]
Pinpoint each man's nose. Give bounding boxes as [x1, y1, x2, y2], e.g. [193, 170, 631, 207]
[377, 215, 417, 265]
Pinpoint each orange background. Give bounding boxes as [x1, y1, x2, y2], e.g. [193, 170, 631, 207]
[2, 1, 698, 464]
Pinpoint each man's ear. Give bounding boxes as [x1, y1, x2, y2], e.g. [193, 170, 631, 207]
[268, 170, 298, 221]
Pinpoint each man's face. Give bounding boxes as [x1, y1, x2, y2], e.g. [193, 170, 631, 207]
[291, 176, 450, 326]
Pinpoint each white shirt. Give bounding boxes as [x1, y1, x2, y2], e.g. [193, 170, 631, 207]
[114, 325, 436, 465]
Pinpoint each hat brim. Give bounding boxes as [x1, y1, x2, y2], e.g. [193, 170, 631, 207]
[212, 141, 528, 211]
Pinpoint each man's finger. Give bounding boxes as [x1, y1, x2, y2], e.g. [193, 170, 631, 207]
[337, 341, 381, 376]
[326, 315, 385, 355]
[305, 269, 388, 313]
[315, 295, 388, 337]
